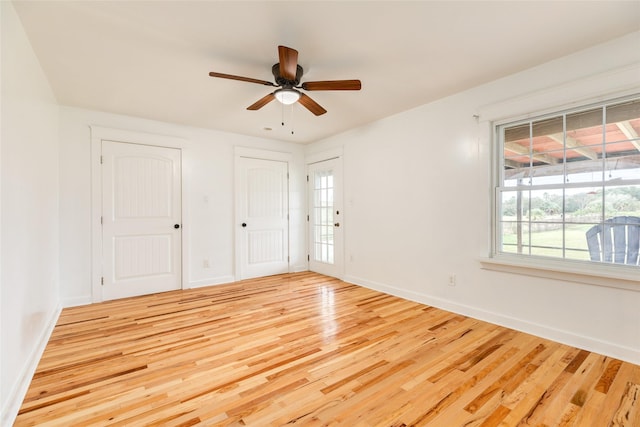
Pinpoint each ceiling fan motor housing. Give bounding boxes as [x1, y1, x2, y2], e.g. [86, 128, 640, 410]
[272, 63, 303, 87]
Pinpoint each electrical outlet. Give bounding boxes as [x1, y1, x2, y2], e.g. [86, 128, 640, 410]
[448, 274, 456, 286]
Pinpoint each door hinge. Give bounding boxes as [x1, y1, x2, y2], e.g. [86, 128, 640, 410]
[307, 175, 309, 182]
[287, 172, 289, 179]
[100, 216, 103, 225]
[288, 256, 290, 262]
[307, 254, 310, 262]
[100, 155, 103, 164]
[101, 277, 104, 286]
[307, 214, 309, 221]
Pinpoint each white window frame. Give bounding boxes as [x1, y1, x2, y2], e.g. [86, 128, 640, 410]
[486, 94, 640, 290]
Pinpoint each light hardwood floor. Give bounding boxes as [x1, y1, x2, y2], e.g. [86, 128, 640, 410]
[15, 272, 640, 426]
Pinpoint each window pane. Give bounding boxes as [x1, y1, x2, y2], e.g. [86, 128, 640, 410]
[499, 221, 530, 254]
[603, 142, 640, 182]
[503, 167, 529, 187]
[503, 122, 531, 187]
[532, 116, 564, 166]
[529, 189, 563, 222]
[500, 190, 522, 221]
[322, 239, 328, 262]
[565, 149, 603, 185]
[323, 225, 332, 243]
[566, 107, 604, 148]
[499, 221, 517, 253]
[564, 223, 593, 261]
[605, 99, 640, 144]
[498, 189, 530, 254]
[529, 152, 565, 186]
[605, 185, 640, 218]
[564, 186, 604, 223]
[314, 208, 322, 225]
[529, 225, 563, 258]
[314, 171, 323, 189]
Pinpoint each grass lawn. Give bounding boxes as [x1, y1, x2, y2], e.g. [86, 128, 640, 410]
[501, 223, 593, 260]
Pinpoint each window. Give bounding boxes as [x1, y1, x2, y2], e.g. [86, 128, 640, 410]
[495, 96, 640, 267]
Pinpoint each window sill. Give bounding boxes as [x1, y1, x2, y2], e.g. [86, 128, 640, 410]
[479, 255, 639, 291]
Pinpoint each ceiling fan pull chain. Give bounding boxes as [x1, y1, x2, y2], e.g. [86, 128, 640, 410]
[291, 104, 295, 135]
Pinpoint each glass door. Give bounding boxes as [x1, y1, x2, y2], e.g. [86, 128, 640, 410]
[308, 158, 343, 278]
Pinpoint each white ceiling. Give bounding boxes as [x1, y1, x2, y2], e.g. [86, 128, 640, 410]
[12, 1, 640, 144]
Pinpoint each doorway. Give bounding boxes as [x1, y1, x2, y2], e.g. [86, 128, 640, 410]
[308, 157, 343, 278]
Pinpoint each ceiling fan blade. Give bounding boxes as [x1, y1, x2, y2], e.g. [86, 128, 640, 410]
[247, 93, 276, 110]
[209, 72, 275, 87]
[298, 93, 327, 116]
[302, 80, 362, 91]
[278, 46, 299, 81]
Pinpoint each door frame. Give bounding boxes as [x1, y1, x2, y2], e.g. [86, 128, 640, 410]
[306, 147, 344, 279]
[90, 126, 188, 303]
[234, 146, 292, 280]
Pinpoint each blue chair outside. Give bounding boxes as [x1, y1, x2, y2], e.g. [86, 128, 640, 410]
[586, 216, 640, 265]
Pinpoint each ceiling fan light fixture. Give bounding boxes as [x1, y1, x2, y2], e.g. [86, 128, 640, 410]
[274, 88, 300, 105]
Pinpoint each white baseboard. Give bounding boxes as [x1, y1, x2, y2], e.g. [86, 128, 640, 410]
[291, 264, 308, 273]
[64, 277, 240, 304]
[344, 274, 640, 365]
[188, 275, 235, 289]
[1, 303, 62, 427]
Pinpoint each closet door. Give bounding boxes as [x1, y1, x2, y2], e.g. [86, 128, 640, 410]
[101, 141, 182, 300]
[237, 156, 289, 279]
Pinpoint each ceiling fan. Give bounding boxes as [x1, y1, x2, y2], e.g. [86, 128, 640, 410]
[209, 45, 361, 116]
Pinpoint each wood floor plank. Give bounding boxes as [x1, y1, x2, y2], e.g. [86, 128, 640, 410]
[14, 272, 640, 426]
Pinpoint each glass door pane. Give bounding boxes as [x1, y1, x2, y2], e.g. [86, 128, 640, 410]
[313, 170, 334, 264]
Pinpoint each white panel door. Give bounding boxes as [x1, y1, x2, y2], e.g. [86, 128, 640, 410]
[237, 157, 289, 279]
[308, 158, 343, 278]
[102, 141, 182, 300]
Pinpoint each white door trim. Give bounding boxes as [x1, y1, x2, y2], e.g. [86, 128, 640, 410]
[306, 147, 344, 165]
[90, 126, 188, 303]
[234, 147, 292, 280]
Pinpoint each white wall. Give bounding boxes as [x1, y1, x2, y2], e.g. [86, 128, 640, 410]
[1, 2, 61, 423]
[58, 107, 307, 306]
[308, 32, 640, 364]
